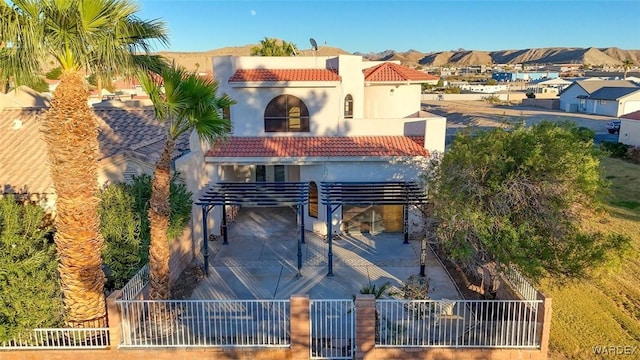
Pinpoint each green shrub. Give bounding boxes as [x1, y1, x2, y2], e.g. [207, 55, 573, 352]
[571, 126, 595, 143]
[45, 67, 62, 80]
[0, 196, 64, 342]
[600, 141, 631, 158]
[25, 77, 50, 93]
[99, 184, 142, 290]
[99, 174, 192, 289]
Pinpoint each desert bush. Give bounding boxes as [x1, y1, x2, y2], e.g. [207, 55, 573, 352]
[400, 275, 431, 299]
[444, 86, 461, 94]
[481, 95, 501, 104]
[99, 174, 192, 289]
[600, 141, 631, 158]
[0, 196, 64, 342]
[627, 145, 640, 164]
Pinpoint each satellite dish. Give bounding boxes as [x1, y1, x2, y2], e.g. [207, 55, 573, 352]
[310, 38, 318, 51]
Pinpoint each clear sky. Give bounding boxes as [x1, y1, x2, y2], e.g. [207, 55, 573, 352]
[137, 0, 640, 53]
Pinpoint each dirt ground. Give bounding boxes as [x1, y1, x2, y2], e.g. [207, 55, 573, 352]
[421, 99, 619, 136]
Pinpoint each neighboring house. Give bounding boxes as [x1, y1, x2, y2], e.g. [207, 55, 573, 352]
[0, 103, 189, 212]
[580, 87, 640, 117]
[0, 86, 51, 108]
[526, 77, 572, 95]
[559, 80, 638, 113]
[492, 71, 559, 82]
[619, 110, 640, 147]
[177, 55, 446, 240]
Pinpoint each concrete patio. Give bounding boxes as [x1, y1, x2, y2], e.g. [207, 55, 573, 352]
[191, 207, 461, 300]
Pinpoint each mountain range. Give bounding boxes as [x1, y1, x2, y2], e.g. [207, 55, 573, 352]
[158, 45, 640, 71]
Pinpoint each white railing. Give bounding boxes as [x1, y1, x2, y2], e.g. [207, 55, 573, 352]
[120, 264, 149, 301]
[376, 299, 542, 348]
[502, 266, 538, 301]
[116, 299, 290, 347]
[310, 299, 354, 360]
[0, 328, 110, 349]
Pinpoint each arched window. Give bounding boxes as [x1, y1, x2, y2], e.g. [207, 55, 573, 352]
[344, 94, 353, 119]
[264, 95, 310, 132]
[308, 181, 318, 218]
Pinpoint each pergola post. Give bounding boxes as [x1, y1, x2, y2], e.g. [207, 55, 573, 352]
[297, 205, 303, 277]
[202, 205, 211, 277]
[420, 237, 427, 277]
[221, 204, 228, 245]
[403, 204, 409, 244]
[326, 201, 334, 277]
[300, 205, 305, 244]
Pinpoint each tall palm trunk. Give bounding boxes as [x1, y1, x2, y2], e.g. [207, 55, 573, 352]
[148, 137, 175, 300]
[43, 72, 106, 326]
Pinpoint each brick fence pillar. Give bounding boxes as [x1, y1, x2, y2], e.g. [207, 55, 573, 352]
[290, 294, 310, 360]
[539, 297, 552, 359]
[106, 290, 122, 352]
[355, 294, 376, 360]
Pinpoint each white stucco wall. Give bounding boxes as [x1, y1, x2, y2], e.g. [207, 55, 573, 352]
[620, 99, 640, 116]
[559, 84, 586, 112]
[586, 99, 619, 117]
[213, 55, 425, 137]
[363, 84, 422, 118]
[620, 119, 640, 147]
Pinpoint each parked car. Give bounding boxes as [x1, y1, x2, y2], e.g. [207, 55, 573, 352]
[606, 121, 621, 134]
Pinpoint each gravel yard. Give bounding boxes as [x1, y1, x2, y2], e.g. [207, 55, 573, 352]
[421, 100, 620, 143]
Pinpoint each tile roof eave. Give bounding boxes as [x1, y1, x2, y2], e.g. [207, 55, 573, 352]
[229, 80, 341, 88]
[204, 155, 427, 164]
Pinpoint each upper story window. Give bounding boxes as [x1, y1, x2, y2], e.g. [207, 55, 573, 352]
[264, 95, 310, 132]
[222, 106, 231, 120]
[344, 94, 353, 119]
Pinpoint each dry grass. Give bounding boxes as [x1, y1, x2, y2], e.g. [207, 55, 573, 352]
[544, 157, 640, 359]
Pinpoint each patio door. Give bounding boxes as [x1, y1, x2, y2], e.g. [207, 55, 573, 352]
[255, 165, 286, 182]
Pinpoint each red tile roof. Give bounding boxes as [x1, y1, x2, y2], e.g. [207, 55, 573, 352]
[621, 110, 640, 121]
[206, 136, 428, 158]
[364, 62, 438, 82]
[229, 69, 341, 82]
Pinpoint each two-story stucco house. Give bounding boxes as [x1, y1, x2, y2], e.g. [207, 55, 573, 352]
[177, 55, 446, 245]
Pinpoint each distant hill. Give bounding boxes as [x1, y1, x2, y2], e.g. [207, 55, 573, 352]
[365, 47, 640, 67]
[157, 45, 640, 71]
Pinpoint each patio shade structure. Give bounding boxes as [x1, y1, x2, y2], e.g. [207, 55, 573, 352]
[195, 182, 309, 276]
[320, 181, 428, 276]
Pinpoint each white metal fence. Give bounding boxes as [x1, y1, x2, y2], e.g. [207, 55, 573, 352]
[0, 328, 110, 349]
[310, 299, 355, 360]
[116, 299, 290, 347]
[120, 264, 149, 301]
[376, 299, 542, 348]
[502, 266, 538, 301]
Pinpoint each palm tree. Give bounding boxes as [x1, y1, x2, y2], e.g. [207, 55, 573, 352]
[622, 59, 634, 80]
[0, 0, 167, 326]
[139, 64, 235, 300]
[250, 37, 299, 56]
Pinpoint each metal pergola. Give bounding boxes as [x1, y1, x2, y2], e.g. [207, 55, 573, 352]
[320, 181, 428, 276]
[195, 182, 309, 276]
